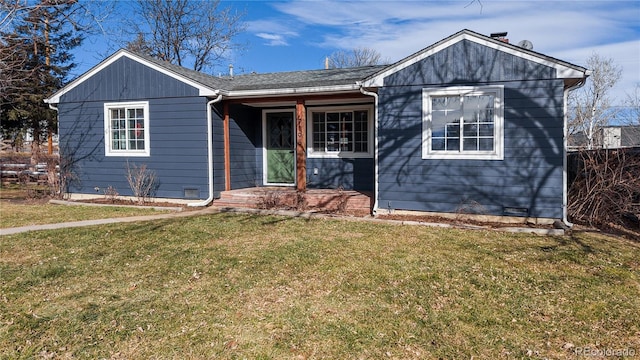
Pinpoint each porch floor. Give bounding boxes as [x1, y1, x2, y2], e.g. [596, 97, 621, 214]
[213, 187, 373, 215]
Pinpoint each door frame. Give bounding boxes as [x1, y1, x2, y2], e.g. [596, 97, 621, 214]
[262, 109, 297, 186]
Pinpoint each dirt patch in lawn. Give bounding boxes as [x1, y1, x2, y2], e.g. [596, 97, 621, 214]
[378, 213, 557, 230]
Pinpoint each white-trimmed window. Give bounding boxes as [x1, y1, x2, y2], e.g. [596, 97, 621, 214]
[307, 105, 373, 158]
[104, 101, 150, 156]
[422, 86, 504, 160]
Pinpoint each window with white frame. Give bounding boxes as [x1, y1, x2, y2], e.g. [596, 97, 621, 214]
[104, 101, 150, 156]
[422, 86, 503, 160]
[308, 105, 373, 157]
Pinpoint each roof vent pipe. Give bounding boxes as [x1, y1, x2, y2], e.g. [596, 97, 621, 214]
[229, 64, 234, 77]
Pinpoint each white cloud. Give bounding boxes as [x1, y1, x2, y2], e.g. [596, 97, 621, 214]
[246, 18, 300, 46]
[256, 32, 290, 46]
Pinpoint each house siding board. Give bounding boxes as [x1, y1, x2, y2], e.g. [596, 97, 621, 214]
[306, 158, 374, 191]
[228, 104, 262, 189]
[378, 43, 565, 219]
[57, 60, 211, 200]
[211, 105, 225, 196]
[60, 57, 200, 103]
[384, 40, 556, 86]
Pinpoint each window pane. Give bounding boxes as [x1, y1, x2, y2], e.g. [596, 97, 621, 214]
[446, 123, 460, 138]
[354, 111, 368, 153]
[479, 138, 494, 151]
[433, 96, 460, 111]
[446, 139, 459, 151]
[479, 109, 494, 122]
[432, 138, 445, 151]
[463, 124, 477, 137]
[312, 112, 325, 152]
[479, 124, 494, 136]
[326, 112, 339, 152]
[463, 138, 477, 151]
[431, 111, 447, 138]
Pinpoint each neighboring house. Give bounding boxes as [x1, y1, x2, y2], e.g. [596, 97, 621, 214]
[601, 126, 640, 149]
[45, 29, 589, 222]
[568, 125, 640, 150]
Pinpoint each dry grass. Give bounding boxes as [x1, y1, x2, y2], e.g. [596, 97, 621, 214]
[0, 185, 171, 229]
[1, 212, 639, 359]
[0, 201, 170, 229]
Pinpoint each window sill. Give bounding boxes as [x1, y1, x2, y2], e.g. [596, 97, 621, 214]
[308, 152, 373, 159]
[422, 152, 503, 160]
[105, 151, 150, 157]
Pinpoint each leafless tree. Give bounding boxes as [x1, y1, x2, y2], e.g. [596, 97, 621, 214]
[126, 0, 245, 73]
[568, 53, 622, 149]
[327, 47, 386, 69]
[621, 83, 640, 126]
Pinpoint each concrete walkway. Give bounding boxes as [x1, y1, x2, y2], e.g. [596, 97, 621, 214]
[0, 204, 565, 237]
[0, 206, 218, 236]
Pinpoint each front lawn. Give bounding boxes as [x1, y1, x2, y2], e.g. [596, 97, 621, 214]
[1, 213, 638, 359]
[0, 185, 173, 228]
[0, 201, 172, 229]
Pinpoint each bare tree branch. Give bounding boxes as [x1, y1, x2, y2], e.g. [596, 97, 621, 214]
[568, 53, 622, 149]
[126, 0, 245, 73]
[327, 47, 387, 69]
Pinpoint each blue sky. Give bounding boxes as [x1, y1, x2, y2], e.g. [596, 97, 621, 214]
[74, 0, 640, 103]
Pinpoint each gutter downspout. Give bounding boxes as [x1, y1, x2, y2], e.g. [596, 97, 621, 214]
[188, 93, 222, 207]
[358, 83, 379, 216]
[562, 75, 589, 227]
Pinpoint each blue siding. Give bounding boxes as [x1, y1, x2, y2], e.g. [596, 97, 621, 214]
[228, 104, 262, 189]
[58, 59, 211, 200]
[378, 40, 565, 219]
[384, 40, 556, 86]
[307, 158, 373, 191]
[212, 104, 225, 197]
[61, 57, 199, 102]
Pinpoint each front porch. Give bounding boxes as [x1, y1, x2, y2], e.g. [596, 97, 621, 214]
[212, 187, 373, 215]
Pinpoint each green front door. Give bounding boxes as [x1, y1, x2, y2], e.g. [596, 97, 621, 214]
[265, 112, 295, 184]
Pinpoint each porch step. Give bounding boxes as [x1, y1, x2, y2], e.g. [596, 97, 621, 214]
[214, 187, 372, 214]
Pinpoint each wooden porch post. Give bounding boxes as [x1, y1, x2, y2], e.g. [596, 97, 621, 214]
[296, 99, 306, 192]
[223, 102, 231, 191]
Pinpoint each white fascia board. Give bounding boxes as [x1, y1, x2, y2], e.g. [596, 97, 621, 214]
[362, 32, 587, 87]
[224, 84, 361, 98]
[45, 50, 218, 104]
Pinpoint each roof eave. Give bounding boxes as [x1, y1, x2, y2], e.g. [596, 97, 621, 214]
[223, 84, 362, 99]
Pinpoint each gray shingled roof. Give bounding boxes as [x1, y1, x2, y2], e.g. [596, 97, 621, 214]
[135, 50, 385, 92]
[225, 66, 386, 91]
[134, 52, 231, 89]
